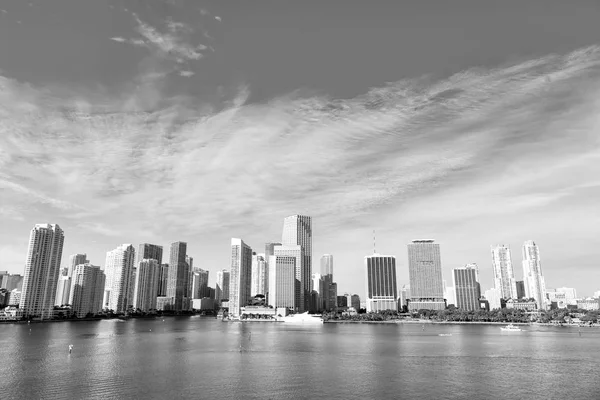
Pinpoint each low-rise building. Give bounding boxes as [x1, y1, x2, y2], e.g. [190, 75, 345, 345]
[576, 298, 600, 311]
[505, 299, 537, 311]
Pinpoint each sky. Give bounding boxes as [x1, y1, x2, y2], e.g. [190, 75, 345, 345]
[1, 0, 599, 298]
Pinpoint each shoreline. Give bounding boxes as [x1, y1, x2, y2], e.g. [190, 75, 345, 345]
[325, 320, 599, 327]
[0, 313, 215, 325]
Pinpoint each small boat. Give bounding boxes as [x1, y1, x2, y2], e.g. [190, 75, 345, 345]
[500, 324, 522, 332]
[276, 312, 324, 324]
[438, 333, 452, 337]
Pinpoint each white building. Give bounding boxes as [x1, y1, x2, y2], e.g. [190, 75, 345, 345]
[68, 254, 88, 277]
[215, 269, 230, 303]
[484, 287, 502, 310]
[491, 245, 518, 300]
[268, 255, 296, 309]
[251, 253, 268, 297]
[522, 241, 547, 310]
[70, 264, 105, 318]
[191, 268, 209, 299]
[133, 259, 160, 312]
[365, 254, 398, 312]
[55, 275, 72, 306]
[103, 244, 135, 313]
[274, 245, 304, 312]
[229, 238, 253, 318]
[20, 224, 65, 320]
[556, 287, 578, 305]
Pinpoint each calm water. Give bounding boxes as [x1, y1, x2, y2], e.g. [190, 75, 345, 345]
[0, 318, 598, 399]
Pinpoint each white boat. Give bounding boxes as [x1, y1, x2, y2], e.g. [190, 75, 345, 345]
[276, 312, 324, 324]
[500, 324, 522, 332]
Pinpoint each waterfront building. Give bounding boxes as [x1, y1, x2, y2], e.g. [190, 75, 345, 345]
[320, 254, 337, 311]
[186, 256, 194, 301]
[8, 289, 22, 306]
[337, 295, 348, 309]
[505, 299, 537, 311]
[407, 240, 445, 311]
[491, 245, 518, 300]
[444, 286, 456, 307]
[68, 254, 88, 277]
[268, 255, 296, 309]
[400, 285, 411, 308]
[351, 294, 360, 311]
[191, 268, 209, 299]
[251, 253, 267, 296]
[166, 242, 190, 312]
[138, 244, 164, 265]
[70, 263, 105, 318]
[593, 290, 600, 298]
[103, 244, 135, 313]
[55, 275, 72, 306]
[546, 289, 568, 309]
[516, 281, 526, 299]
[133, 259, 160, 312]
[555, 287, 577, 305]
[215, 270, 230, 303]
[522, 240, 547, 310]
[484, 287, 502, 310]
[20, 224, 65, 320]
[281, 215, 312, 312]
[452, 265, 481, 311]
[2, 274, 24, 291]
[274, 245, 304, 312]
[576, 298, 600, 311]
[229, 238, 253, 318]
[158, 264, 169, 296]
[365, 254, 398, 312]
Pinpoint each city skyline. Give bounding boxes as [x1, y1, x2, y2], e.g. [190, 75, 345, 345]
[1, 1, 600, 297]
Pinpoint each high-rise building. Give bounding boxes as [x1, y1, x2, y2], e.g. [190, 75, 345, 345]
[158, 264, 169, 296]
[351, 294, 361, 311]
[215, 269, 230, 303]
[484, 287, 502, 310]
[70, 263, 105, 318]
[365, 254, 398, 312]
[166, 242, 189, 312]
[320, 254, 336, 311]
[491, 245, 518, 300]
[407, 240, 445, 311]
[133, 259, 160, 312]
[400, 285, 411, 308]
[20, 224, 65, 319]
[0, 271, 8, 289]
[516, 281, 526, 299]
[3, 274, 24, 291]
[185, 255, 194, 301]
[444, 286, 456, 307]
[103, 244, 135, 313]
[229, 238, 253, 318]
[268, 255, 296, 309]
[138, 244, 163, 265]
[452, 265, 481, 311]
[68, 253, 88, 277]
[251, 253, 267, 296]
[55, 275, 72, 306]
[274, 245, 304, 312]
[522, 240, 547, 310]
[311, 273, 325, 312]
[191, 268, 209, 299]
[281, 215, 312, 312]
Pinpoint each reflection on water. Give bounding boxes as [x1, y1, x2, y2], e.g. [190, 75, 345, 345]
[0, 319, 599, 400]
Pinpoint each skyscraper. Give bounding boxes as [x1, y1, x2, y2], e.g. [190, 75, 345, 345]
[229, 238, 253, 318]
[484, 287, 502, 310]
[365, 254, 398, 312]
[311, 272, 325, 312]
[400, 284, 411, 308]
[251, 253, 267, 296]
[516, 281, 526, 299]
[166, 242, 189, 312]
[452, 265, 481, 311]
[157, 264, 169, 296]
[55, 275, 72, 306]
[268, 255, 296, 309]
[191, 268, 209, 299]
[407, 240, 445, 311]
[282, 215, 312, 312]
[68, 253, 88, 277]
[320, 254, 336, 312]
[103, 244, 135, 313]
[351, 294, 361, 311]
[138, 244, 163, 265]
[491, 245, 518, 300]
[522, 240, 547, 310]
[20, 224, 65, 319]
[215, 269, 230, 303]
[133, 259, 160, 312]
[70, 263, 105, 318]
[274, 245, 304, 312]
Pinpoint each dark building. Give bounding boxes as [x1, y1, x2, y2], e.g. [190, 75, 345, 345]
[166, 242, 189, 311]
[516, 280, 526, 299]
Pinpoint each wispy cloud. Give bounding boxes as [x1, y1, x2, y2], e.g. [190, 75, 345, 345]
[1, 45, 599, 245]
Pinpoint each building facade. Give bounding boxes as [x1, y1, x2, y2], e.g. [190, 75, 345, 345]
[452, 265, 481, 311]
[68, 254, 88, 277]
[491, 245, 518, 300]
[70, 264, 105, 318]
[281, 215, 312, 312]
[522, 240, 547, 310]
[407, 240, 445, 311]
[191, 268, 210, 299]
[166, 242, 190, 312]
[20, 224, 65, 319]
[133, 259, 160, 312]
[215, 269, 230, 303]
[251, 253, 267, 297]
[229, 238, 253, 318]
[268, 255, 296, 309]
[55, 275, 72, 306]
[320, 254, 336, 312]
[274, 245, 304, 312]
[103, 244, 135, 313]
[365, 254, 398, 312]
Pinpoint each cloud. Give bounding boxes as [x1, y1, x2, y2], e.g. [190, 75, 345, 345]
[215, 16, 222, 22]
[179, 70, 194, 77]
[110, 37, 126, 43]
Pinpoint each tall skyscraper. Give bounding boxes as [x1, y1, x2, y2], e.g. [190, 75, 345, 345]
[522, 240, 547, 310]
[55, 275, 72, 306]
[138, 244, 163, 265]
[68, 254, 88, 277]
[311, 272, 325, 312]
[133, 259, 160, 312]
[103, 244, 135, 313]
[452, 265, 481, 311]
[158, 264, 169, 296]
[320, 254, 336, 312]
[20, 224, 65, 319]
[186, 256, 194, 301]
[70, 263, 105, 318]
[229, 238, 253, 318]
[191, 268, 209, 299]
[268, 255, 296, 309]
[491, 245, 518, 300]
[400, 284, 411, 308]
[166, 242, 189, 312]
[251, 253, 267, 296]
[407, 240, 445, 311]
[365, 254, 398, 312]
[274, 245, 304, 312]
[281, 215, 312, 312]
[215, 269, 230, 303]
[516, 281, 526, 299]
